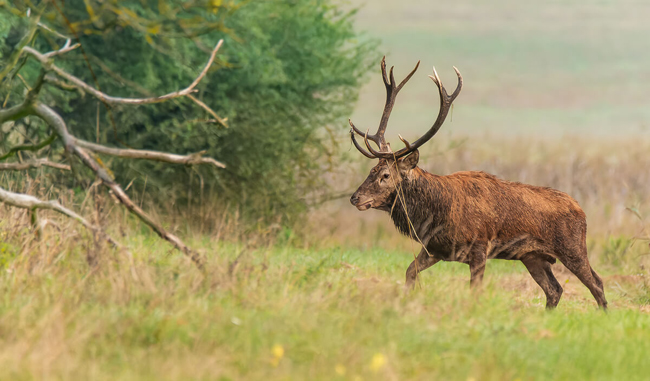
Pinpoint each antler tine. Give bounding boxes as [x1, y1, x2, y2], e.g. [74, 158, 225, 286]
[381, 56, 390, 87]
[398, 134, 412, 150]
[374, 57, 395, 150]
[397, 61, 420, 91]
[348, 119, 365, 137]
[430, 66, 441, 87]
[363, 129, 388, 158]
[349, 57, 421, 158]
[375, 59, 420, 149]
[450, 66, 463, 99]
[349, 129, 376, 159]
[371, 65, 463, 160]
[349, 119, 382, 146]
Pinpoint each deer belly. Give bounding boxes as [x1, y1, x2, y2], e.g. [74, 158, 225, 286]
[487, 235, 554, 260]
[426, 234, 553, 263]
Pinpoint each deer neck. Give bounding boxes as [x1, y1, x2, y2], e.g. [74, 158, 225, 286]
[387, 168, 448, 239]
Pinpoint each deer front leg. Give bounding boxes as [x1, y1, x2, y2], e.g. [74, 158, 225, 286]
[468, 246, 487, 289]
[405, 248, 440, 289]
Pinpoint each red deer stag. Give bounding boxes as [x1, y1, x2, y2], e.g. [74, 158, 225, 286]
[349, 57, 607, 309]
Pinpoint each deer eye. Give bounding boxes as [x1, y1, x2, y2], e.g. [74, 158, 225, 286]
[382, 173, 390, 180]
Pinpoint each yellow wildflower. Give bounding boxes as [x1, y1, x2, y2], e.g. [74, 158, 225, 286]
[370, 353, 386, 372]
[270, 344, 284, 367]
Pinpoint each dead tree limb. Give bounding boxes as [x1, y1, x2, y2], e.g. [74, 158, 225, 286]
[21, 40, 227, 127]
[73, 138, 226, 168]
[43, 39, 80, 58]
[43, 74, 80, 92]
[0, 158, 70, 171]
[187, 94, 228, 126]
[37, 22, 72, 40]
[0, 38, 229, 271]
[0, 185, 120, 248]
[29, 102, 207, 269]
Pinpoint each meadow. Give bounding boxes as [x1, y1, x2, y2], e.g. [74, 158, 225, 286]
[0, 218, 649, 381]
[1, 135, 650, 380]
[2, 0, 650, 379]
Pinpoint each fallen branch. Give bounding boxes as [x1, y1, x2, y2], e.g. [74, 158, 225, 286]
[73, 138, 225, 169]
[31, 102, 207, 269]
[0, 185, 119, 248]
[0, 158, 70, 171]
[0, 38, 224, 271]
[0, 93, 210, 269]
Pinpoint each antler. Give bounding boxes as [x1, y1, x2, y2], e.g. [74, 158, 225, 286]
[349, 56, 420, 157]
[350, 59, 463, 160]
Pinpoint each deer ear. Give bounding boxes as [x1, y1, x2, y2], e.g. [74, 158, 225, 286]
[398, 150, 419, 170]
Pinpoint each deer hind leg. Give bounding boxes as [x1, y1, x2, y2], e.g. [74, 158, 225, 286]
[405, 248, 440, 289]
[559, 250, 608, 310]
[521, 255, 563, 309]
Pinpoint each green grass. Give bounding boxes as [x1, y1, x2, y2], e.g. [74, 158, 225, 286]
[3, 3, 650, 378]
[1, 232, 649, 380]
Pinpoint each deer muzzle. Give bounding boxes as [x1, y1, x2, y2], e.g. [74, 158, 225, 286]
[350, 193, 373, 211]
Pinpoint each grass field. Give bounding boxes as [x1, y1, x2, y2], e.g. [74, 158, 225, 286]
[0, 226, 649, 381]
[5, 133, 650, 380]
[2, 1, 650, 380]
[4, 103, 650, 379]
[2, 133, 650, 380]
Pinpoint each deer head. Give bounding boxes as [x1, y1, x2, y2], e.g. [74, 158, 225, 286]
[349, 57, 463, 211]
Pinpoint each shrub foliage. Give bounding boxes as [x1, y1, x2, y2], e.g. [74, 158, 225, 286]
[1, 0, 377, 223]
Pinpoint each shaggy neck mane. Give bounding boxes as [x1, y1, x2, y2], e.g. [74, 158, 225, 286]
[388, 167, 449, 238]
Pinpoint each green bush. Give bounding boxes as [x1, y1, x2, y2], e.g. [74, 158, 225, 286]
[1, 0, 377, 225]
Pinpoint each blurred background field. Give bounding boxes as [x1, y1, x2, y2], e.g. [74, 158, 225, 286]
[2, 0, 650, 380]
[347, 0, 650, 138]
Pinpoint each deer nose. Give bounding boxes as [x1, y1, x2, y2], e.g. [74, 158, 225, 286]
[350, 194, 359, 206]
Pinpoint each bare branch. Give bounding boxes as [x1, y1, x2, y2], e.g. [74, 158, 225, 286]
[2, 41, 222, 270]
[37, 22, 72, 40]
[0, 133, 57, 161]
[187, 94, 228, 127]
[30, 102, 206, 270]
[185, 40, 223, 95]
[0, 158, 70, 171]
[16, 73, 31, 91]
[22, 40, 224, 112]
[44, 74, 81, 92]
[44, 39, 80, 58]
[26, 70, 47, 103]
[0, 186, 119, 248]
[73, 138, 225, 169]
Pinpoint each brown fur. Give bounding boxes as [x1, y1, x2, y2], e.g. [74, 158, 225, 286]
[350, 151, 607, 309]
